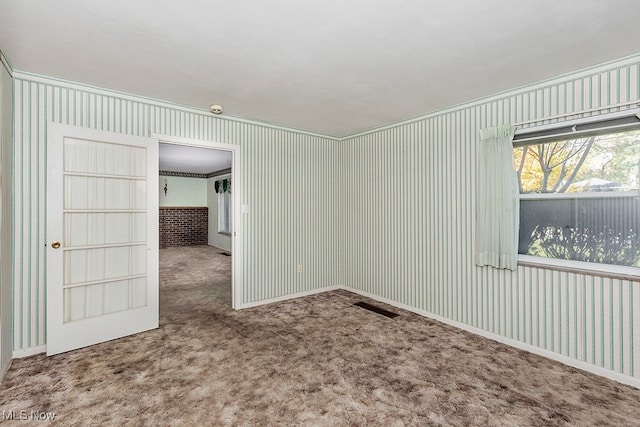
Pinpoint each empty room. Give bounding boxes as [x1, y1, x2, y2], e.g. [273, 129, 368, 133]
[1, 1, 640, 425]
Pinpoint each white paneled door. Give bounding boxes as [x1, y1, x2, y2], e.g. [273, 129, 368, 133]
[46, 124, 159, 355]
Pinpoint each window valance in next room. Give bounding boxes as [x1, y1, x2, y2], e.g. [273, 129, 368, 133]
[214, 178, 231, 194]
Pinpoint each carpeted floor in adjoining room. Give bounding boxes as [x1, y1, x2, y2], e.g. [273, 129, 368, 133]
[1, 245, 640, 426]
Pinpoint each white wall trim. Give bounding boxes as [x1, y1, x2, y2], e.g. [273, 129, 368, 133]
[13, 345, 47, 359]
[236, 285, 342, 309]
[0, 50, 14, 77]
[9, 284, 640, 390]
[15, 57, 640, 142]
[13, 55, 640, 142]
[344, 287, 640, 390]
[13, 71, 340, 141]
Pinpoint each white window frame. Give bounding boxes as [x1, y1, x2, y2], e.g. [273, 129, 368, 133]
[514, 111, 640, 279]
[518, 195, 640, 278]
[216, 176, 232, 236]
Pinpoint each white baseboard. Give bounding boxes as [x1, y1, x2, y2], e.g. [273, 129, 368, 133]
[237, 285, 342, 309]
[11, 286, 342, 357]
[9, 286, 639, 390]
[13, 345, 46, 359]
[345, 287, 640, 390]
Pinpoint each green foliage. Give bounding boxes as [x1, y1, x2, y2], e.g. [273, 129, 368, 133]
[530, 225, 640, 267]
[591, 133, 640, 185]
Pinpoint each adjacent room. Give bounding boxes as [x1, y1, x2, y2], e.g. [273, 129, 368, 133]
[1, 1, 640, 424]
[159, 143, 233, 307]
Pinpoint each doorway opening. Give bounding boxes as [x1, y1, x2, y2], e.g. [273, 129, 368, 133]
[156, 135, 242, 310]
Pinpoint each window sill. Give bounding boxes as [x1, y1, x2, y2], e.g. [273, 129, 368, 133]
[218, 232, 232, 237]
[518, 255, 640, 281]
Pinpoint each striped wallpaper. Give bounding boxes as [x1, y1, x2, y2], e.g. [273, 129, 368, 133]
[12, 74, 342, 352]
[10, 53, 640, 386]
[342, 54, 640, 384]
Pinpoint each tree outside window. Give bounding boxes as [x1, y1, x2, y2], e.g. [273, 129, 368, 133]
[514, 128, 640, 267]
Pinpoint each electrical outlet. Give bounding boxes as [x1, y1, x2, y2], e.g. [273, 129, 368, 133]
[297, 264, 303, 273]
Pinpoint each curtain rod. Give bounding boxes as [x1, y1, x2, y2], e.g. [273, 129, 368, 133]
[513, 100, 640, 127]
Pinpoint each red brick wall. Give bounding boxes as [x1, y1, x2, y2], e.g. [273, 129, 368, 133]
[159, 207, 209, 248]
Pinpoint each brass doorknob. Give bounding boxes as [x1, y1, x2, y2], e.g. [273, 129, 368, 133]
[51, 241, 61, 249]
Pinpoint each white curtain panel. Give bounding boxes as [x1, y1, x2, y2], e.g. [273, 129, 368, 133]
[475, 125, 519, 270]
[217, 191, 226, 232]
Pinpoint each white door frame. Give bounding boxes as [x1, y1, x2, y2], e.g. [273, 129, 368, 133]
[154, 134, 242, 309]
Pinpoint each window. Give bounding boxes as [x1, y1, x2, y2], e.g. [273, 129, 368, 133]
[513, 119, 640, 271]
[215, 178, 232, 235]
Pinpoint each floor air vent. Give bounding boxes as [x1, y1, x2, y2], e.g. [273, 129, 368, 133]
[354, 301, 399, 319]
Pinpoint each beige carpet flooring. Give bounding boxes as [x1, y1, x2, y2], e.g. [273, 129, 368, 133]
[1, 245, 640, 426]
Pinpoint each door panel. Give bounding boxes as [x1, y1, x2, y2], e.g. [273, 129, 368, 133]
[47, 124, 158, 356]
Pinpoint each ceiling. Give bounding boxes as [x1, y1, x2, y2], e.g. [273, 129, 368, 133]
[159, 143, 231, 175]
[1, 1, 640, 138]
